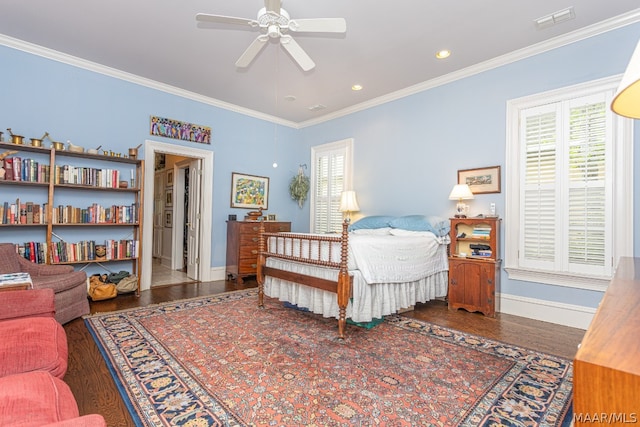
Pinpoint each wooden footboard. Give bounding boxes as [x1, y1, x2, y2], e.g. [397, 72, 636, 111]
[257, 220, 352, 339]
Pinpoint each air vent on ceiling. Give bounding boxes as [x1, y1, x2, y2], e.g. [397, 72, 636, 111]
[535, 6, 575, 30]
[308, 104, 327, 112]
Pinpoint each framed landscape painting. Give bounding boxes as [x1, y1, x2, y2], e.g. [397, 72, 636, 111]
[458, 166, 501, 194]
[230, 172, 269, 209]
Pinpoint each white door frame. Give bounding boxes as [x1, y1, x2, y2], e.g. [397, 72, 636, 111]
[141, 140, 214, 291]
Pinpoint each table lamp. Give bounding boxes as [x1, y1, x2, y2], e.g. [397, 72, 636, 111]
[448, 184, 474, 218]
[339, 190, 360, 222]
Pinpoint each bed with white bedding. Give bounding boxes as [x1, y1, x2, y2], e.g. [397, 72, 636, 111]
[257, 215, 450, 338]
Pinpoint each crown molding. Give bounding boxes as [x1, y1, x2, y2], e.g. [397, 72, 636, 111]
[0, 33, 298, 129]
[2, 8, 639, 130]
[298, 8, 640, 128]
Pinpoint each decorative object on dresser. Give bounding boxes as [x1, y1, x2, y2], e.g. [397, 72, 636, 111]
[573, 257, 640, 425]
[448, 217, 501, 317]
[448, 184, 474, 218]
[226, 220, 291, 284]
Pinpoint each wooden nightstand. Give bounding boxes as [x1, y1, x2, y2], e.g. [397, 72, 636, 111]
[448, 217, 501, 317]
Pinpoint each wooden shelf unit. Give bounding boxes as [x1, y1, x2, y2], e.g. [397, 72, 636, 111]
[448, 217, 501, 317]
[0, 141, 144, 294]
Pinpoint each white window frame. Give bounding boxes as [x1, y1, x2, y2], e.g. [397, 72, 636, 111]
[505, 76, 633, 291]
[310, 138, 354, 233]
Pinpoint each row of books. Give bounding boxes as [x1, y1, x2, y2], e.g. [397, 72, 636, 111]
[13, 240, 139, 264]
[0, 201, 139, 225]
[54, 165, 127, 188]
[2, 157, 50, 183]
[0, 156, 130, 189]
[471, 225, 492, 239]
[49, 239, 139, 264]
[16, 242, 48, 264]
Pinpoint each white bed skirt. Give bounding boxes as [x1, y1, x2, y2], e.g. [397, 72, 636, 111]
[264, 251, 448, 323]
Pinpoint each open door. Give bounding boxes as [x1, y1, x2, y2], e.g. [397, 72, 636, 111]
[186, 159, 202, 280]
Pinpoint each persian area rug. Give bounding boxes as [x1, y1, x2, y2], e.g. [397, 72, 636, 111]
[84, 289, 573, 427]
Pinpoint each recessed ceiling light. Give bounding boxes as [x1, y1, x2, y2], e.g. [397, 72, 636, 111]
[284, 95, 296, 102]
[352, 84, 363, 91]
[308, 104, 326, 111]
[435, 49, 451, 59]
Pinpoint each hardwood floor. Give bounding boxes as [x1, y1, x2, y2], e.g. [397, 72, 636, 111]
[64, 279, 585, 426]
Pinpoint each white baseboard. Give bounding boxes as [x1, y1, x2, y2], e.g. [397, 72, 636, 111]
[210, 266, 227, 281]
[498, 293, 594, 330]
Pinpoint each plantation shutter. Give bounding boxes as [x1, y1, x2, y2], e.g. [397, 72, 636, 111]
[565, 95, 610, 276]
[520, 105, 559, 271]
[519, 92, 612, 277]
[313, 148, 345, 233]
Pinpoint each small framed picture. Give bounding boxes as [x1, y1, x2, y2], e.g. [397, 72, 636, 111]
[166, 170, 174, 187]
[164, 210, 173, 228]
[458, 166, 501, 194]
[268, 214, 276, 221]
[165, 188, 173, 207]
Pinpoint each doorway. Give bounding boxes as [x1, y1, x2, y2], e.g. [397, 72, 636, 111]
[141, 140, 214, 292]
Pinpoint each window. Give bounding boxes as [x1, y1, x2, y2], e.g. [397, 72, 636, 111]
[505, 77, 633, 291]
[310, 138, 354, 233]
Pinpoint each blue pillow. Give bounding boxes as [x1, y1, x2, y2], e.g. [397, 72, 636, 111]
[389, 215, 451, 237]
[348, 216, 395, 231]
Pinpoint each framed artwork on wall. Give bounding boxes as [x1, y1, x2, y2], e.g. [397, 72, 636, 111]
[165, 188, 173, 207]
[164, 210, 173, 228]
[458, 166, 501, 194]
[230, 172, 269, 209]
[166, 170, 174, 187]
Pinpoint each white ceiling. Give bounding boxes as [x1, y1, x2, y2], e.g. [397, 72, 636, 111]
[1, 1, 639, 125]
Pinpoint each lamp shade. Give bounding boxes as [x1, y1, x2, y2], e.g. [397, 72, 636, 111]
[339, 190, 360, 212]
[448, 184, 474, 200]
[611, 38, 640, 119]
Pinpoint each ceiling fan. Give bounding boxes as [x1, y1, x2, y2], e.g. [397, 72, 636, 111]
[196, 0, 346, 71]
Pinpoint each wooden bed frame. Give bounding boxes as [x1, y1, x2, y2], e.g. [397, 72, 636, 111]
[257, 220, 353, 339]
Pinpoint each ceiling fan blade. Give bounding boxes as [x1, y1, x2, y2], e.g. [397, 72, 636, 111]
[288, 18, 346, 33]
[264, 0, 281, 15]
[196, 13, 257, 27]
[235, 36, 269, 68]
[280, 35, 315, 71]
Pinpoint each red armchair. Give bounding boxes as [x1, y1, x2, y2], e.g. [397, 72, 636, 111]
[0, 289, 67, 379]
[0, 243, 89, 324]
[0, 289, 106, 427]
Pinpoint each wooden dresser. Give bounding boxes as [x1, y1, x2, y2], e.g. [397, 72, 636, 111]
[573, 257, 640, 425]
[226, 220, 291, 284]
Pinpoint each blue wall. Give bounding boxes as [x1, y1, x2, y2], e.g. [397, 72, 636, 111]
[1, 21, 639, 313]
[298, 22, 640, 310]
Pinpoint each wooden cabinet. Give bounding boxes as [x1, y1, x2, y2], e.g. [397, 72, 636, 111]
[448, 217, 501, 317]
[226, 220, 291, 283]
[573, 257, 640, 425]
[0, 141, 144, 294]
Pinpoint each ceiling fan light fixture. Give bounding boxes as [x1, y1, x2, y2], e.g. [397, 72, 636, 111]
[435, 49, 451, 59]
